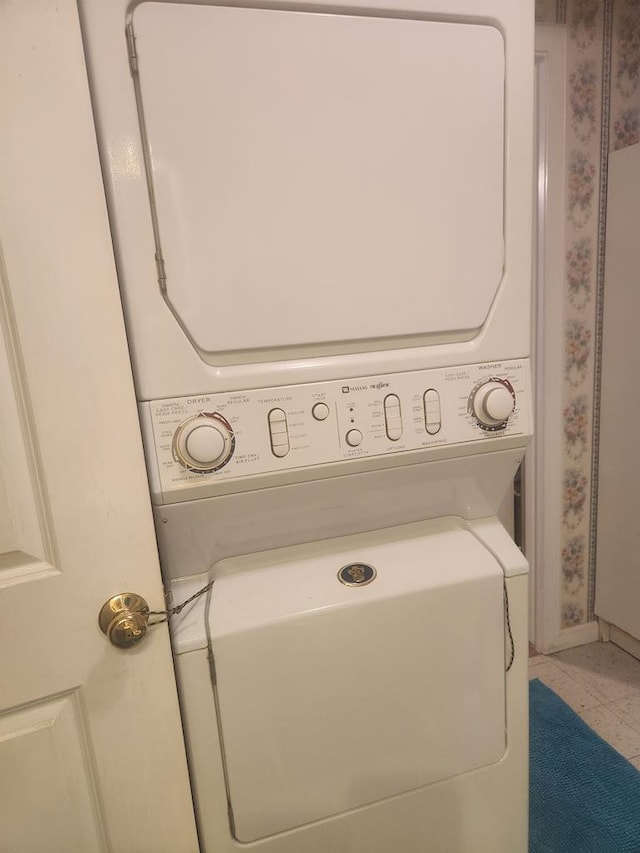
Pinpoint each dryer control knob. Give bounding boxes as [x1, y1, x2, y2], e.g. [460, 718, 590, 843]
[469, 379, 515, 429]
[173, 413, 235, 472]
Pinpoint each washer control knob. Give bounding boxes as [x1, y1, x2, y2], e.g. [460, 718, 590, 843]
[173, 412, 235, 472]
[470, 379, 516, 429]
[346, 429, 363, 447]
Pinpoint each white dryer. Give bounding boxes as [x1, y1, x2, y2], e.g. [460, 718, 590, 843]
[79, 0, 534, 849]
[81, 0, 533, 404]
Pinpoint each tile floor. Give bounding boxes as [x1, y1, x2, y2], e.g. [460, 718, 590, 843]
[529, 641, 640, 769]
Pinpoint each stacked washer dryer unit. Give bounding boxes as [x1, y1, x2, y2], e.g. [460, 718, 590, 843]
[82, 0, 533, 850]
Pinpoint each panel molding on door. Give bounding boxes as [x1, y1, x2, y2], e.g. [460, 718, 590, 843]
[0, 267, 57, 586]
[0, 693, 106, 852]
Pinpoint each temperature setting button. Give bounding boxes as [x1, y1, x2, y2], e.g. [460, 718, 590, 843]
[384, 394, 403, 441]
[423, 389, 442, 435]
[312, 402, 330, 421]
[268, 408, 290, 458]
[469, 378, 516, 430]
[173, 412, 235, 473]
[345, 429, 363, 447]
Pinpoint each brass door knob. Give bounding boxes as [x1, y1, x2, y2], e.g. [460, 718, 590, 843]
[99, 593, 150, 649]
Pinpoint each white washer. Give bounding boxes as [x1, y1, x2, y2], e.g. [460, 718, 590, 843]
[159, 471, 530, 853]
[79, 0, 533, 849]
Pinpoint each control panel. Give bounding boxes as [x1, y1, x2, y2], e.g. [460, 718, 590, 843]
[141, 359, 531, 503]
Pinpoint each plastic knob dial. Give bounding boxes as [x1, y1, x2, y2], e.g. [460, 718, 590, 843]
[173, 413, 234, 472]
[471, 380, 515, 428]
[185, 424, 225, 465]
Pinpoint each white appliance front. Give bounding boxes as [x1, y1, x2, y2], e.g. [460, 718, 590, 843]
[169, 515, 529, 852]
[130, 6, 504, 355]
[209, 522, 506, 842]
[141, 357, 532, 503]
[78, 2, 533, 850]
[80, 0, 533, 400]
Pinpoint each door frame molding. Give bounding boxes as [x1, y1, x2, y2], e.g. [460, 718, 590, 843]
[528, 24, 598, 653]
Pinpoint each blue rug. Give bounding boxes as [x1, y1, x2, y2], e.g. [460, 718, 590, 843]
[530, 678, 640, 852]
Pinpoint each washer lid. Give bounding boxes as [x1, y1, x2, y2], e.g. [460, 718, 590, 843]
[132, 3, 505, 358]
[209, 520, 507, 841]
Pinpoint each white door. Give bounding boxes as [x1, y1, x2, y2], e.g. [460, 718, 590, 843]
[0, 2, 199, 851]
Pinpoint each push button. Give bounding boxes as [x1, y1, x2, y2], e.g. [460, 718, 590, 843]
[423, 389, 442, 435]
[384, 394, 403, 441]
[312, 402, 330, 421]
[268, 408, 290, 458]
[346, 429, 363, 447]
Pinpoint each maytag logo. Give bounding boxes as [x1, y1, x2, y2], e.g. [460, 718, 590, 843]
[342, 384, 368, 393]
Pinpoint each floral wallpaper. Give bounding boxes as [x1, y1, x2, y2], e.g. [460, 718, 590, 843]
[566, 238, 593, 309]
[611, 0, 640, 149]
[535, 0, 640, 630]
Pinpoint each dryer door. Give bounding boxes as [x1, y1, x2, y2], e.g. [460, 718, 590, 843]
[131, 2, 505, 362]
[209, 521, 507, 842]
